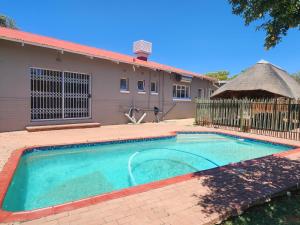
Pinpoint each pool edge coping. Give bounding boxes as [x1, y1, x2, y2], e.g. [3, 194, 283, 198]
[0, 130, 300, 222]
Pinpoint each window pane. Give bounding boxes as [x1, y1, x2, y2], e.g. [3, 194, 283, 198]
[176, 87, 181, 98]
[137, 80, 145, 91]
[151, 82, 157, 92]
[120, 79, 127, 90]
[181, 86, 184, 98]
[186, 86, 190, 98]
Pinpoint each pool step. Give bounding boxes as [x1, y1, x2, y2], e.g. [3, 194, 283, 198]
[26, 122, 101, 132]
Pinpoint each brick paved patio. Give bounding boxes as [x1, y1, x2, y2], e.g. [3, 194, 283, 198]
[1, 119, 300, 225]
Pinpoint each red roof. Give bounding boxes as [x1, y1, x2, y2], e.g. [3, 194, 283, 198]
[0, 27, 214, 81]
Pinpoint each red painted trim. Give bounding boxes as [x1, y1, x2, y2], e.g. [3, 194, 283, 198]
[0, 131, 299, 222]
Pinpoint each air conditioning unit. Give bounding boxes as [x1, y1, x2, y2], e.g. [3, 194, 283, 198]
[174, 74, 182, 82]
[181, 75, 192, 83]
[173, 73, 192, 83]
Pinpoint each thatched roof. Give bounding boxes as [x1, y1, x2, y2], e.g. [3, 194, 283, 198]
[211, 60, 300, 99]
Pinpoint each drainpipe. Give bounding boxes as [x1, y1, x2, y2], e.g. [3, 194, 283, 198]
[161, 71, 165, 118]
[158, 71, 162, 114]
[147, 71, 151, 109]
[132, 65, 136, 110]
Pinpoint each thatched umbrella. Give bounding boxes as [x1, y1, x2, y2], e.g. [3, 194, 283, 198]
[211, 60, 300, 99]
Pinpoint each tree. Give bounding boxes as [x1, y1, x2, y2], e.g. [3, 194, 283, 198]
[291, 71, 300, 83]
[229, 74, 239, 80]
[228, 0, 300, 49]
[205, 71, 230, 81]
[0, 14, 17, 29]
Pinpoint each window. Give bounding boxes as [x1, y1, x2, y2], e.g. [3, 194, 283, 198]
[198, 89, 203, 98]
[30, 68, 91, 120]
[137, 80, 145, 92]
[120, 78, 129, 91]
[150, 81, 158, 94]
[173, 84, 191, 100]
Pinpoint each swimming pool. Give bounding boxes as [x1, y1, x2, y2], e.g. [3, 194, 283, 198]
[2, 132, 292, 212]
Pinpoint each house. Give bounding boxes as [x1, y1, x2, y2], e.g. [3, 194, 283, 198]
[0, 28, 216, 132]
[211, 60, 300, 99]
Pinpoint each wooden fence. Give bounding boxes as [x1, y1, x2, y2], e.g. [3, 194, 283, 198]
[195, 98, 300, 141]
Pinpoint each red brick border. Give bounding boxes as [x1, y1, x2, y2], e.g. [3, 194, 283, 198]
[0, 131, 300, 222]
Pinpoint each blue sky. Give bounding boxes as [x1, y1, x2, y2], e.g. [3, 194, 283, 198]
[1, 0, 300, 76]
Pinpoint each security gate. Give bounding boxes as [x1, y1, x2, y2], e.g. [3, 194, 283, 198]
[30, 68, 91, 120]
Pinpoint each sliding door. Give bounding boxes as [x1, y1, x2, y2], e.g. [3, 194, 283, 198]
[30, 68, 91, 121]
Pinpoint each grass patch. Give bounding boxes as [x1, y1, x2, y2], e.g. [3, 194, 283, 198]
[222, 190, 300, 225]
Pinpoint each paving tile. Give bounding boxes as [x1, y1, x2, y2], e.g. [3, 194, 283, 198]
[0, 121, 299, 225]
[45, 212, 69, 221]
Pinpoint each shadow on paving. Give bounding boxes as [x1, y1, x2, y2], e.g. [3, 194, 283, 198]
[192, 155, 300, 221]
[221, 190, 300, 225]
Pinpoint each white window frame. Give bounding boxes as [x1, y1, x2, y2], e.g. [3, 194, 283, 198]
[120, 78, 129, 93]
[150, 81, 158, 95]
[172, 84, 191, 101]
[137, 80, 146, 93]
[30, 67, 91, 121]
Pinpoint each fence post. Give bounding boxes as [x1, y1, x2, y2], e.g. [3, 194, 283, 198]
[239, 100, 243, 131]
[287, 99, 291, 131]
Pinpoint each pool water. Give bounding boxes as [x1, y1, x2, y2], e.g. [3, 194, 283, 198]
[3, 133, 292, 211]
